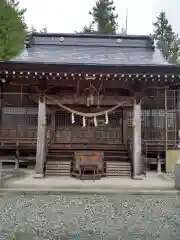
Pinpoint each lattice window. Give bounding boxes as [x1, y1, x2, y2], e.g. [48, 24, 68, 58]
[151, 109, 165, 127]
[55, 110, 122, 127]
[55, 111, 72, 126]
[167, 110, 176, 129]
[141, 110, 150, 127]
[2, 107, 38, 126]
[127, 111, 133, 127]
[2, 107, 51, 127]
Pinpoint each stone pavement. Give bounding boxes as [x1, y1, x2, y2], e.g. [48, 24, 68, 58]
[3, 170, 177, 194]
[1, 193, 180, 239]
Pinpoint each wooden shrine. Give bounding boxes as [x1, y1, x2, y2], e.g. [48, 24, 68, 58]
[0, 33, 180, 180]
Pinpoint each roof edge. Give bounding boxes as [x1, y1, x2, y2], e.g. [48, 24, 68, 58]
[0, 60, 175, 70]
[31, 32, 154, 41]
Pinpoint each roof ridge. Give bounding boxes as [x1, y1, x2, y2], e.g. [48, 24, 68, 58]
[31, 32, 154, 40]
[33, 43, 154, 49]
[24, 32, 155, 50]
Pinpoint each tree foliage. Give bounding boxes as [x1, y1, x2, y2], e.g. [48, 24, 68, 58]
[80, 24, 95, 34]
[29, 25, 48, 33]
[153, 11, 180, 64]
[40, 26, 48, 33]
[8, 0, 27, 29]
[0, 0, 26, 60]
[81, 0, 118, 34]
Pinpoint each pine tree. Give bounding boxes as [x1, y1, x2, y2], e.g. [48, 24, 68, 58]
[29, 25, 37, 33]
[0, 0, 26, 60]
[8, 0, 27, 29]
[29, 25, 48, 33]
[153, 11, 180, 64]
[80, 24, 95, 34]
[40, 26, 48, 33]
[81, 0, 118, 34]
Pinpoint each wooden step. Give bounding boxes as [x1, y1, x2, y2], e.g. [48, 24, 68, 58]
[105, 152, 128, 156]
[45, 161, 71, 176]
[106, 162, 130, 165]
[49, 144, 126, 150]
[45, 171, 70, 176]
[47, 155, 73, 158]
[106, 162, 131, 177]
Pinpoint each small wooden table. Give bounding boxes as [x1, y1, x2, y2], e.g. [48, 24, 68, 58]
[80, 163, 98, 181]
[73, 151, 104, 179]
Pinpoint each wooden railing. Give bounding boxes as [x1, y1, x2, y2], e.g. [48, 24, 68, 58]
[0, 128, 37, 139]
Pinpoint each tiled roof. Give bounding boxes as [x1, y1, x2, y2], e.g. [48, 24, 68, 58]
[10, 33, 169, 66]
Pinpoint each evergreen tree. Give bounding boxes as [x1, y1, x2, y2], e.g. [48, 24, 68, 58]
[29, 25, 37, 33]
[8, 0, 27, 29]
[153, 11, 180, 64]
[0, 0, 26, 60]
[81, 0, 118, 34]
[80, 24, 95, 34]
[29, 25, 48, 33]
[40, 26, 48, 33]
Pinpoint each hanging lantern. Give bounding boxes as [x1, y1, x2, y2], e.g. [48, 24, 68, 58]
[94, 116, 98, 127]
[71, 113, 75, 124]
[105, 112, 109, 124]
[83, 116, 86, 127]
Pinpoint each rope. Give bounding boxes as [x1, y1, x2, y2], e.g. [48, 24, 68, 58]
[45, 94, 128, 118]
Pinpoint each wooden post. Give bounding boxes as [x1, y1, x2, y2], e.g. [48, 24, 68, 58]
[0, 161, 2, 183]
[175, 89, 180, 189]
[0, 82, 3, 132]
[176, 89, 180, 147]
[132, 97, 142, 179]
[157, 154, 161, 173]
[34, 95, 47, 178]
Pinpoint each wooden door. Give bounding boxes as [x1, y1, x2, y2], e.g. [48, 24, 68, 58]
[54, 109, 125, 147]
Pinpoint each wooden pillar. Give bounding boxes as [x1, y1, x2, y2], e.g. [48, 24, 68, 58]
[175, 88, 180, 189]
[0, 161, 2, 183]
[34, 95, 47, 178]
[0, 82, 3, 129]
[132, 97, 142, 179]
[176, 89, 180, 147]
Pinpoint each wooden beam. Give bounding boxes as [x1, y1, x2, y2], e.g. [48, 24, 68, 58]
[30, 94, 133, 106]
[2, 61, 180, 75]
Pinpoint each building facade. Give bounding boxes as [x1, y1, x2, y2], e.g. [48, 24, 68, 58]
[0, 33, 180, 179]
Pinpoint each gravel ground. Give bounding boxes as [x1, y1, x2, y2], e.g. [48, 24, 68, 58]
[0, 193, 180, 240]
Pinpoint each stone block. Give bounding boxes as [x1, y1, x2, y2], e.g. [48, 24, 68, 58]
[133, 175, 144, 180]
[33, 173, 44, 179]
[174, 164, 180, 190]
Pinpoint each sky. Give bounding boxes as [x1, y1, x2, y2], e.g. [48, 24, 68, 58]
[19, 0, 180, 35]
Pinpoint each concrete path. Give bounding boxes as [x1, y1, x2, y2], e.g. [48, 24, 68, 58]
[3, 170, 178, 194]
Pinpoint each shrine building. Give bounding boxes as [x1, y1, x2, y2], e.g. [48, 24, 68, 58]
[0, 33, 180, 180]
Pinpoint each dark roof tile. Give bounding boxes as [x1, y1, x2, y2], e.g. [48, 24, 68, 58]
[10, 33, 169, 66]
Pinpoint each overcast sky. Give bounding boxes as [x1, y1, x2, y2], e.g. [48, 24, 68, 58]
[19, 0, 180, 35]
